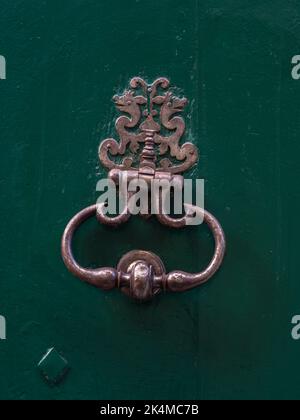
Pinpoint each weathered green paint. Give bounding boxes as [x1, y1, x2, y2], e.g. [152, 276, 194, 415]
[0, 0, 300, 400]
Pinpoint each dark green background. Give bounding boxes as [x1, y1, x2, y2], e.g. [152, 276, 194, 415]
[0, 0, 299, 400]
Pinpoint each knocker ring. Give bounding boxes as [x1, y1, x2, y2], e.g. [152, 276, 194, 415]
[61, 77, 226, 301]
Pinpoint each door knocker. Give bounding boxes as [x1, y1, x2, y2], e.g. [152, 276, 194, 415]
[61, 77, 226, 301]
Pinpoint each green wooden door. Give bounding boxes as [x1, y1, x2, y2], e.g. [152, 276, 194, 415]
[0, 0, 300, 400]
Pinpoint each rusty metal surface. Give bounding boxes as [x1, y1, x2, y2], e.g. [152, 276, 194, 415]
[61, 78, 226, 301]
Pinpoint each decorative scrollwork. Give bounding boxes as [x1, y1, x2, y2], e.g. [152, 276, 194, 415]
[99, 77, 198, 175]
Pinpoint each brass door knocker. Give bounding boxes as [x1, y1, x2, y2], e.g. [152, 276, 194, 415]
[61, 78, 226, 301]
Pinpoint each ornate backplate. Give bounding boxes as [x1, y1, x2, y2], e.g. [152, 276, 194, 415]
[99, 77, 198, 175]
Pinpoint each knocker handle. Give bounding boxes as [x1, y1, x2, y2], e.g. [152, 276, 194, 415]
[61, 205, 226, 301]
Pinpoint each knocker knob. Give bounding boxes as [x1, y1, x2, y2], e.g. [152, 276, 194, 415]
[117, 250, 166, 301]
[128, 261, 154, 301]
